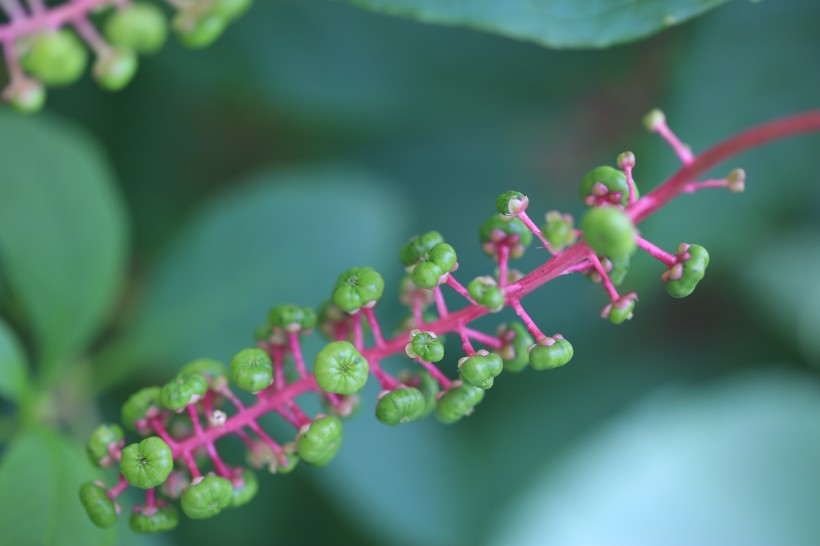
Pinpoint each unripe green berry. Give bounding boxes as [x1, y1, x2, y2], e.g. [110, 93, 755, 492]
[122, 386, 162, 430]
[20, 30, 88, 86]
[174, 11, 227, 49]
[528, 338, 574, 370]
[79, 482, 119, 528]
[479, 216, 532, 259]
[542, 211, 577, 251]
[86, 423, 125, 468]
[130, 505, 179, 533]
[581, 206, 637, 258]
[181, 475, 233, 519]
[400, 231, 445, 267]
[665, 244, 709, 298]
[435, 384, 485, 424]
[180, 358, 226, 384]
[333, 266, 384, 313]
[297, 415, 344, 466]
[230, 469, 259, 507]
[644, 108, 666, 131]
[467, 276, 504, 311]
[580, 166, 637, 207]
[603, 294, 637, 325]
[405, 330, 444, 362]
[105, 2, 168, 54]
[458, 351, 503, 390]
[230, 348, 273, 394]
[410, 243, 457, 289]
[3, 79, 46, 114]
[496, 190, 528, 216]
[120, 437, 174, 489]
[268, 304, 317, 332]
[415, 371, 441, 418]
[313, 341, 369, 395]
[160, 372, 208, 411]
[498, 322, 534, 373]
[375, 387, 426, 426]
[94, 47, 138, 91]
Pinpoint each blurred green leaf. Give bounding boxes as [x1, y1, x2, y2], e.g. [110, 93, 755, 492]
[95, 165, 410, 389]
[0, 113, 127, 380]
[490, 370, 820, 546]
[0, 428, 114, 546]
[0, 316, 28, 403]
[345, 0, 729, 48]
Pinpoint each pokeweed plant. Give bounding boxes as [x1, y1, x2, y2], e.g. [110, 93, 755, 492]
[0, 0, 252, 113]
[78, 109, 820, 533]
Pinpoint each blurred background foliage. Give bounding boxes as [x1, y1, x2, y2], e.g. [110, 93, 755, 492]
[1, 0, 820, 544]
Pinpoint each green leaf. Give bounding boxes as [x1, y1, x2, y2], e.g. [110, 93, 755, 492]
[0, 428, 114, 546]
[95, 165, 410, 389]
[0, 316, 28, 403]
[345, 0, 729, 49]
[0, 112, 127, 378]
[490, 371, 820, 546]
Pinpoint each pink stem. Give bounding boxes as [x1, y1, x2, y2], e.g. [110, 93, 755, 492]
[417, 359, 452, 390]
[654, 121, 694, 164]
[182, 451, 201, 480]
[362, 307, 386, 347]
[635, 236, 678, 267]
[272, 345, 286, 390]
[235, 428, 256, 449]
[433, 286, 448, 318]
[370, 357, 402, 390]
[107, 474, 129, 499]
[147, 417, 178, 450]
[624, 164, 637, 204]
[71, 14, 111, 56]
[587, 252, 620, 301]
[411, 297, 425, 327]
[445, 275, 476, 304]
[458, 326, 476, 356]
[0, 0, 114, 40]
[682, 178, 728, 193]
[353, 313, 364, 351]
[286, 401, 312, 427]
[497, 244, 510, 288]
[144, 489, 157, 510]
[287, 332, 309, 379]
[463, 327, 502, 349]
[273, 406, 301, 429]
[187, 405, 230, 477]
[508, 299, 546, 342]
[518, 211, 555, 254]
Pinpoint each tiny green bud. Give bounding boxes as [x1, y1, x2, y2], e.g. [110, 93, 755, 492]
[496, 190, 529, 216]
[130, 505, 179, 533]
[435, 384, 485, 424]
[405, 330, 445, 362]
[644, 108, 666, 131]
[3, 78, 46, 114]
[541, 211, 577, 252]
[602, 293, 638, 325]
[479, 216, 532, 259]
[375, 387, 426, 426]
[79, 482, 119, 528]
[230, 469, 259, 507]
[297, 415, 344, 466]
[665, 244, 709, 298]
[122, 386, 162, 430]
[400, 231, 445, 268]
[617, 151, 636, 169]
[467, 276, 504, 311]
[20, 30, 88, 86]
[86, 423, 125, 468]
[528, 338, 574, 370]
[581, 206, 637, 258]
[333, 266, 385, 313]
[181, 475, 233, 519]
[173, 11, 227, 49]
[93, 47, 138, 91]
[105, 2, 168, 54]
[580, 166, 636, 207]
[313, 341, 369, 395]
[160, 372, 208, 411]
[410, 243, 457, 289]
[230, 348, 273, 393]
[458, 351, 503, 390]
[497, 322, 534, 373]
[268, 304, 317, 332]
[120, 437, 174, 489]
[727, 168, 746, 193]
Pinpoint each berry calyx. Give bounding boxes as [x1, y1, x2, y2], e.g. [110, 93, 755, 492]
[580, 166, 637, 207]
[497, 322, 535, 373]
[479, 216, 532, 259]
[602, 293, 638, 324]
[496, 190, 529, 216]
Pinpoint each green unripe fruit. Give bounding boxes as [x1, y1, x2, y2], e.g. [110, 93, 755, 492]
[268, 304, 317, 332]
[479, 216, 532, 259]
[435, 384, 485, 424]
[333, 266, 384, 313]
[400, 231, 445, 267]
[405, 330, 444, 363]
[313, 341, 369, 395]
[581, 206, 636, 258]
[5, 79, 46, 114]
[215, 0, 254, 20]
[498, 322, 534, 373]
[20, 30, 88, 86]
[542, 211, 577, 252]
[79, 482, 119, 528]
[467, 276, 504, 311]
[297, 415, 343, 466]
[181, 475, 233, 519]
[604, 296, 637, 325]
[665, 244, 709, 298]
[410, 243, 457, 289]
[130, 505, 179, 533]
[496, 190, 528, 216]
[105, 2, 168, 54]
[180, 358, 226, 384]
[86, 423, 125, 467]
[160, 372, 208, 411]
[230, 469, 259, 507]
[375, 388, 426, 426]
[174, 12, 227, 49]
[580, 166, 637, 206]
[529, 338, 574, 370]
[458, 352, 503, 390]
[120, 437, 174, 489]
[122, 386, 161, 430]
[416, 371, 441, 417]
[230, 348, 273, 393]
[94, 47, 138, 91]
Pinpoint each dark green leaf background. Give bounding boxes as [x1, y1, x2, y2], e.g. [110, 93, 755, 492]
[1, 0, 819, 544]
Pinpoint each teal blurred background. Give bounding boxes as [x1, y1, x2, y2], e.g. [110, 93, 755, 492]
[1, 1, 820, 545]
